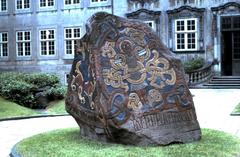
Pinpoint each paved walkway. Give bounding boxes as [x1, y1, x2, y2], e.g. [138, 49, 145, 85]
[0, 89, 240, 157]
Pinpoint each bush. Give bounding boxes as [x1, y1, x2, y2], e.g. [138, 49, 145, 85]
[0, 72, 66, 109]
[184, 58, 204, 73]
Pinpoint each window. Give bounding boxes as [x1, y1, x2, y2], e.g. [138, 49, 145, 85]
[91, 0, 107, 3]
[0, 32, 8, 57]
[40, 0, 54, 7]
[65, 73, 70, 85]
[16, 0, 30, 9]
[175, 18, 197, 51]
[233, 32, 240, 59]
[0, 0, 7, 11]
[16, 31, 31, 57]
[143, 21, 156, 31]
[40, 29, 55, 56]
[64, 27, 81, 55]
[65, 0, 80, 5]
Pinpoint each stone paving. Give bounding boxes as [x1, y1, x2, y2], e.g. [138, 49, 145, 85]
[0, 89, 240, 157]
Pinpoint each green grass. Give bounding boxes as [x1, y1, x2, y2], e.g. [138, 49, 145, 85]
[46, 100, 67, 114]
[16, 128, 240, 157]
[0, 97, 67, 120]
[0, 97, 40, 119]
[232, 103, 240, 114]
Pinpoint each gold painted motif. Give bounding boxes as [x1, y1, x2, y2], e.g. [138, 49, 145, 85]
[146, 50, 176, 89]
[101, 41, 116, 58]
[101, 28, 176, 91]
[127, 93, 143, 111]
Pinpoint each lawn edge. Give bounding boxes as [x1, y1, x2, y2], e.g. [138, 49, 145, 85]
[0, 114, 69, 122]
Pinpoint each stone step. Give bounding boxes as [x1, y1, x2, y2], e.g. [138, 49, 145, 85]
[202, 75, 240, 89]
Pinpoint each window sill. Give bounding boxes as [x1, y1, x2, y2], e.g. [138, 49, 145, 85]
[14, 10, 33, 15]
[0, 57, 9, 61]
[16, 56, 32, 61]
[172, 50, 205, 54]
[0, 12, 10, 16]
[36, 8, 57, 13]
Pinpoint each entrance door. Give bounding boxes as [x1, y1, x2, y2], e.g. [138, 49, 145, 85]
[221, 16, 240, 76]
[222, 31, 232, 75]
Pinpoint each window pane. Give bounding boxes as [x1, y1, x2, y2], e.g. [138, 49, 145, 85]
[41, 41, 47, 55]
[1, 0, 7, 11]
[187, 20, 196, 31]
[65, 29, 72, 38]
[222, 17, 231, 29]
[2, 33, 7, 42]
[48, 0, 54, 6]
[73, 0, 80, 3]
[17, 43, 23, 56]
[17, 32, 23, 41]
[176, 33, 185, 50]
[2, 43, 8, 56]
[65, 0, 71, 4]
[66, 40, 72, 54]
[17, 0, 22, 9]
[176, 20, 184, 31]
[24, 0, 30, 8]
[187, 33, 196, 49]
[41, 31, 46, 39]
[25, 31, 30, 40]
[40, 0, 46, 7]
[48, 30, 54, 39]
[233, 16, 240, 29]
[74, 28, 80, 38]
[25, 42, 31, 56]
[49, 41, 55, 55]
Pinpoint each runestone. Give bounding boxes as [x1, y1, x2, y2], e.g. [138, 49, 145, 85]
[66, 12, 201, 145]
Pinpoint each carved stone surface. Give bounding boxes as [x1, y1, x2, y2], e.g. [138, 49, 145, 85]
[66, 12, 201, 145]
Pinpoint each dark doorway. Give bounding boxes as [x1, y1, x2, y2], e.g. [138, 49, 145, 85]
[221, 31, 232, 75]
[221, 16, 240, 76]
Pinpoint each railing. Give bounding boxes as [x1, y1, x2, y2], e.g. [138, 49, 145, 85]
[186, 62, 213, 85]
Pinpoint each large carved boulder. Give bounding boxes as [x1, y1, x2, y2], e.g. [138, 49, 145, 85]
[66, 12, 201, 145]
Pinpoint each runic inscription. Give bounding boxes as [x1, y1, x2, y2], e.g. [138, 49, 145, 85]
[131, 110, 196, 131]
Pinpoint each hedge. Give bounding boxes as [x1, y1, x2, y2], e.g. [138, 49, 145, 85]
[0, 72, 66, 109]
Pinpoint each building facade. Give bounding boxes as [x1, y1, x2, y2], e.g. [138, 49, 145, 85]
[0, 0, 240, 84]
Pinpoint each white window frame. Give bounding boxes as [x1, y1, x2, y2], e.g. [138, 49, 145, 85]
[16, 31, 31, 57]
[143, 20, 156, 31]
[0, 0, 7, 12]
[64, 0, 80, 6]
[0, 32, 8, 57]
[64, 27, 81, 56]
[174, 18, 198, 51]
[91, 0, 107, 3]
[16, 0, 30, 10]
[39, 0, 55, 8]
[39, 29, 56, 56]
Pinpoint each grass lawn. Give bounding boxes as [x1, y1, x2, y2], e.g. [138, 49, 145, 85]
[46, 100, 67, 114]
[0, 97, 67, 120]
[16, 128, 240, 157]
[232, 103, 240, 114]
[0, 97, 40, 119]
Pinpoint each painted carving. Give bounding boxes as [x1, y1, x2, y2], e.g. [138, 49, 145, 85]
[66, 12, 201, 146]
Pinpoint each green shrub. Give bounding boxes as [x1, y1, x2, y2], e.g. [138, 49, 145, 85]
[47, 86, 67, 100]
[184, 58, 204, 73]
[0, 72, 66, 109]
